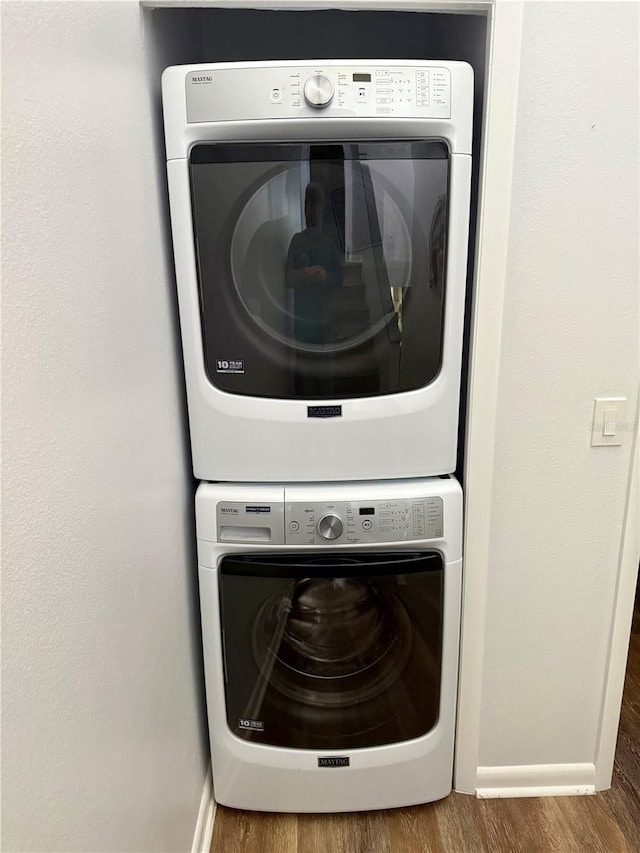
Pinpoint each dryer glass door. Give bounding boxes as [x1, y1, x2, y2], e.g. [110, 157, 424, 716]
[190, 142, 449, 399]
[218, 551, 443, 750]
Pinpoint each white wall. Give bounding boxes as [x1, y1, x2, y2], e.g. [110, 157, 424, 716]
[1, 2, 209, 850]
[477, 1, 639, 774]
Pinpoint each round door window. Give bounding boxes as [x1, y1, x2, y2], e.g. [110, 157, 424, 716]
[190, 141, 450, 399]
[253, 576, 412, 710]
[230, 163, 412, 354]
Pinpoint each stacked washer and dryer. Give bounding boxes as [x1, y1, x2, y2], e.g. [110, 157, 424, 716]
[162, 59, 473, 812]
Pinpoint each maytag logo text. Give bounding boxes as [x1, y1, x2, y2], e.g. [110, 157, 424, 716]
[318, 756, 350, 768]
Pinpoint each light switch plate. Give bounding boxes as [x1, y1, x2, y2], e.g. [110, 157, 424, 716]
[591, 397, 627, 446]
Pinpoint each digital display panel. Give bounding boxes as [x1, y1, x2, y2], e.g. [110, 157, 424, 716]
[359, 507, 375, 515]
[353, 74, 372, 83]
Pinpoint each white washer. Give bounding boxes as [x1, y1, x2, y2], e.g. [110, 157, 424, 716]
[162, 60, 474, 482]
[197, 476, 462, 812]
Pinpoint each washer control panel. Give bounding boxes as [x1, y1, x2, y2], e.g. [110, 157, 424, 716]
[185, 64, 452, 123]
[215, 496, 443, 545]
[285, 497, 443, 546]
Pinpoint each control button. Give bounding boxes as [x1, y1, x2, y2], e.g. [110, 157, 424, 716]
[317, 513, 343, 540]
[362, 519, 373, 531]
[270, 87, 283, 103]
[289, 520, 299, 532]
[376, 97, 391, 104]
[304, 74, 334, 109]
[356, 87, 368, 102]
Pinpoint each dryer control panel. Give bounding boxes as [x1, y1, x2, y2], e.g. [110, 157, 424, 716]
[215, 496, 443, 546]
[186, 63, 452, 123]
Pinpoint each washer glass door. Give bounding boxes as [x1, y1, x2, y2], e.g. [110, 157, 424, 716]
[218, 551, 444, 750]
[190, 142, 449, 399]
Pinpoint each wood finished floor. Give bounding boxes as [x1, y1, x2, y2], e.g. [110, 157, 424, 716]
[211, 595, 640, 852]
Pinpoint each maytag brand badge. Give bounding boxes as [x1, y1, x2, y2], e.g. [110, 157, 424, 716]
[238, 717, 264, 732]
[190, 74, 213, 85]
[307, 405, 342, 418]
[318, 756, 350, 768]
[216, 359, 244, 374]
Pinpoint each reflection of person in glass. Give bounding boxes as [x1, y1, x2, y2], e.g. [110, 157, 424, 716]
[285, 182, 343, 345]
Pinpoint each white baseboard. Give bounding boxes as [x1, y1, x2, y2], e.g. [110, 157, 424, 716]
[191, 765, 216, 853]
[475, 762, 596, 798]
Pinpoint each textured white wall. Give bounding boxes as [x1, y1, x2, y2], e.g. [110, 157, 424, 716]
[1, 2, 209, 850]
[478, 1, 639, 769]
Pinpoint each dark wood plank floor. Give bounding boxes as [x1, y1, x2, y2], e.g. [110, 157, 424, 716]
[212, 589, 640, 852]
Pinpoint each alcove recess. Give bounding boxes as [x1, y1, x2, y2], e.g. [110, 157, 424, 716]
[143, 2, 488, 477]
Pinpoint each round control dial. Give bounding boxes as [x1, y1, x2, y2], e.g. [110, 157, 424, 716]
[304, 74, 334, 109]
[317, 513, 343, 540]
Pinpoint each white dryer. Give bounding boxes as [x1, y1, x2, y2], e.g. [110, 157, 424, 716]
[162, 60, 474, 482]
[197, 476, 462, 812]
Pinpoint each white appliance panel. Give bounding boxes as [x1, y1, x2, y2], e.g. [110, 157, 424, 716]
[196, 477, 463, 812]
[162, 60, 473, 483]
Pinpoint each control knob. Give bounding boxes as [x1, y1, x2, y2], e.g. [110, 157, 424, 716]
[317, 513, 343, 540]
[304, 74, 334, 109]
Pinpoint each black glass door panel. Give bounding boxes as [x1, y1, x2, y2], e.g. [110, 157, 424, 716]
[218, 552, 443, 750]
[190, 142, 449, 399]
